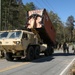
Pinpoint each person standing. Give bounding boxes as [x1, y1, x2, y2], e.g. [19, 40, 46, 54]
[66, 42, 69, 53]
[63, 42, 67, 53]
[72, 43, 75, 54]
[63, 42, 69, 53]
[59, 43, 61, 48]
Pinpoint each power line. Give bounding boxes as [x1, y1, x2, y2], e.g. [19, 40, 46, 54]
[46, 0, 57, 12]
[35, 0, 47, 9]
[42, 0, 51, 10]
[24, 0, 57, 13]
[35, 0, 57, 13]
[0, 0, 1, 30]
[36, 0, 60, 20]
[29, 0, 40, 9]
[34, 0, 43, 8]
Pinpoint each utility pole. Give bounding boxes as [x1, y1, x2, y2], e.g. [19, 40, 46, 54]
[0, 0, 1, 30]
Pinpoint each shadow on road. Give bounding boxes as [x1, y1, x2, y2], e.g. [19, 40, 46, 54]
[53, 53, 75, 56]
[8, 53, 75, 63]
[32, 56, 54, 63]
[11, 55, 54, 63]
[32, 53, 75, 63]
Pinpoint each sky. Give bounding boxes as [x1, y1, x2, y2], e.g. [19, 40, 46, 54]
[22, 0, 75, 23]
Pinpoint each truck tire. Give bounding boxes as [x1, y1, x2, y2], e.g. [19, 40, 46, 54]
[49, 47, 54, 55]
[44, 49, 50, 56]
[16, 57, 21, 60]
[5, 52, 14, 61]
[44, 47, 54, 56]
[34, 46, 40, 59]
[26, 46, 34, 61]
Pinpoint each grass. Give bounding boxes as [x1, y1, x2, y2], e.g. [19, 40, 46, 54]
[68, 62, 75, 75]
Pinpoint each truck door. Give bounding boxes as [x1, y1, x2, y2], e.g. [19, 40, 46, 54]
[22, 33, 30, 49]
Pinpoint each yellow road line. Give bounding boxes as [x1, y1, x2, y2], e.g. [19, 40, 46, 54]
[0, 62, 29, 73]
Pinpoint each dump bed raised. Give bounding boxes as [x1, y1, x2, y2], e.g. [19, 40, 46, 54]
[26, 9, 56, 45]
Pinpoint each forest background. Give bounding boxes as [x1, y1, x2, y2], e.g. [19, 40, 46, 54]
[1, 0, 75, 43]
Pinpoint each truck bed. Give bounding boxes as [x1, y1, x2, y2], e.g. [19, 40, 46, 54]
[35, 28, 55, 46]
[26, 9, 56, 45]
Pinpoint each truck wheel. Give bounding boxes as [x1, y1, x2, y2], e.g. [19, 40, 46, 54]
[49, 48, 54, 55]
[44, 49, 49, 56]
[34, 46, 40, 59]
[26, 46, 34, 61]
[16, 57, 21, 60]
[5, 52, 14, 61]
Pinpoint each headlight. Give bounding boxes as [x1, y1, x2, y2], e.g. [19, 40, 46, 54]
[13, 41, 21, 44]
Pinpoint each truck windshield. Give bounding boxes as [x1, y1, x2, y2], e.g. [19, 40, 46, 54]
[0, 32, 8, 39]
[9, 31, 21, 38]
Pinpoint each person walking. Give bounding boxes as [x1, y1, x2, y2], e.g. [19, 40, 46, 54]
[63, 42, 67, 53]
[72, 44, 75, 54]
[66, 42, 69, 53]
[58, 43, 61, 50]
[63, 42, 69, 53]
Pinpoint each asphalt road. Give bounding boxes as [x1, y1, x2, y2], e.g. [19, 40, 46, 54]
[0, 46, 75, 75]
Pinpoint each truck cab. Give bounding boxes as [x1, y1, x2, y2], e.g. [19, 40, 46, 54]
[0, 30, 47, 61]
[0, 30, 35, 60]
[0, 31, 9, 57]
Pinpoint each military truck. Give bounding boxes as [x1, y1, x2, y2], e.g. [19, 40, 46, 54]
[0, 30, 48, 61]
[0, 9, 56, 61]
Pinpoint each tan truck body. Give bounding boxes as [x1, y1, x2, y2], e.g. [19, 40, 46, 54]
[0, 9, 55, 61]
[0, 30, 47, 60]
